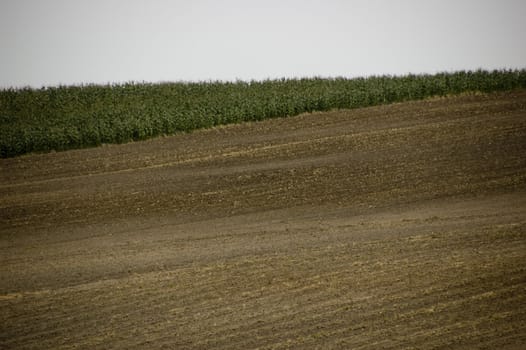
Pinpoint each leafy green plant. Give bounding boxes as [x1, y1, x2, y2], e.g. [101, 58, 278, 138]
[1, 69, 525, 158]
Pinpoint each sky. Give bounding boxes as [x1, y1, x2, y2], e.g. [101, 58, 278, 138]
[0, 0, 525, 88]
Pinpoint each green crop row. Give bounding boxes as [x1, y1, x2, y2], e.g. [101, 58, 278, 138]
[1, 69, 525, 158]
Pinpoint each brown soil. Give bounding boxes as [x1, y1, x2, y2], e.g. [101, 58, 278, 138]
[1, 90, 526, 349]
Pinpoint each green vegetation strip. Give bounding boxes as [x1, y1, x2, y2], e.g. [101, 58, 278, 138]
[1, 69, 525, 158]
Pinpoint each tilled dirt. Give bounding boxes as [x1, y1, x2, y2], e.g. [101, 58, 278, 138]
[1, 90, 526, 349]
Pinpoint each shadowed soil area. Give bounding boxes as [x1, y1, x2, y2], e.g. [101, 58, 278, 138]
[1, 90, 526, 349]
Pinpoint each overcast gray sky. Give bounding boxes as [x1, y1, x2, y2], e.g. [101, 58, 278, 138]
[0, 0, 525, 88]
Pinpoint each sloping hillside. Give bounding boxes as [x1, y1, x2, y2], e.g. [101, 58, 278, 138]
[1, 90, 525, 349]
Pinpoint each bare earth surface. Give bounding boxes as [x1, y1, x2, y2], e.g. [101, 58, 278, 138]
[1, 90, 526, 349]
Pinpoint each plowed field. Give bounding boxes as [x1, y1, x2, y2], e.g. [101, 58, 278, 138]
[1, 90, 526, 349]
